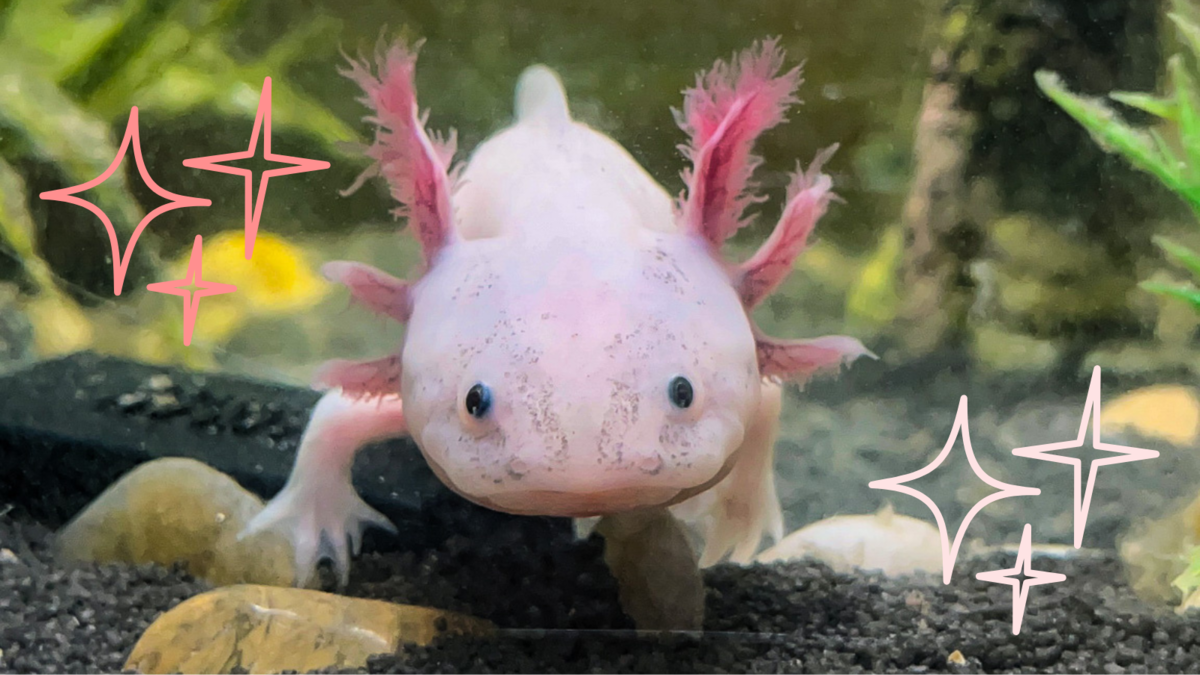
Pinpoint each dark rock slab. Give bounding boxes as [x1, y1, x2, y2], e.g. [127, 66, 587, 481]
[0, 351, 564, 550]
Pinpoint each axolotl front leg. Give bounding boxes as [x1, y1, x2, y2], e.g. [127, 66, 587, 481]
[242, 389, 405, 587]
[243, 263, 416, 587]
[245, 40, 461, 590]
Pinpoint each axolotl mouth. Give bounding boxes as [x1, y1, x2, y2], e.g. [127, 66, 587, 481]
[480, 487, 685, 517]
[421, 449, 741, 518]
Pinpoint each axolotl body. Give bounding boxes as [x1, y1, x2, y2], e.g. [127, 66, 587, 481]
[245, 37, 872, 627]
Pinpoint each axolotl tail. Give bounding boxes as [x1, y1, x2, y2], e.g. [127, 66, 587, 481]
[451, 65, 679, 241]
[515, 65, 572, 127]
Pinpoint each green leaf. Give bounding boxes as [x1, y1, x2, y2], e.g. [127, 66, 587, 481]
[1173, 546, 1200, 597]
[1110, 91, 1179, 122]
[58, 0, 185, 102]
[1141, 281, 1200, 310]
[0, 60, 145, 237]
[1169, 55, 1200, 182]
[258, 15, 343, 73]
[1170, 10, 1200, 67]
[1036, 70, 1195, 208]
[0, 0, 121, 80]
[0, 157, 39, 260]
[1153, 235, 1200, 280]
[0, 157, 56, 292]
[82, 0, 254, 119]
[134, 42, 359, 150]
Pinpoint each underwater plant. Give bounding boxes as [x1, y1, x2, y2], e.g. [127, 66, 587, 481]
[1040, 0, 1200, 611]
[1037, 0, 1200, 612]
[0, 0, 357, 363]
[1035, 0, 1200, 313]
[1173, 545, 1200, 611]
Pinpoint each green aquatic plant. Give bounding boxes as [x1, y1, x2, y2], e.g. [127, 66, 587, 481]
[1036, 0, 1200, 312]
[0, 0, 357, 359]
[1172, 543, 1200, 612]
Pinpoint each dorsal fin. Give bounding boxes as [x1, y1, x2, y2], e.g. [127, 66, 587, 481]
[515, 65, 571, 125]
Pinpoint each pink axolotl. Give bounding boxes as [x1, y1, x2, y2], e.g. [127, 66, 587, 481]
[244, 37, 872, 627]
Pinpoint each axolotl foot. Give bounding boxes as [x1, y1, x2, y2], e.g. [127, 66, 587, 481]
[241, 469, 396, 588]
[240, 390, 407, 588]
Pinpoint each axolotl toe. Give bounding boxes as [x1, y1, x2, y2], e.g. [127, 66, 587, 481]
[244, 37, 873, 614]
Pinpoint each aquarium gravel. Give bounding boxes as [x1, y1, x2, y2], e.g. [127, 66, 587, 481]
[0, 514, 209, 674]
[4, 506, 1200, 674]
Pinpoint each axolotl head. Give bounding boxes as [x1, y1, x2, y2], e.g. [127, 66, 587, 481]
[324, 39, 871, 519]
[401, 231, 763, 517]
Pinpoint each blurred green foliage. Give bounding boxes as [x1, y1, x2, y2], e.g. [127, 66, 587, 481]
[0, 0, 359, 302]
[1037, 0, 1200, 313]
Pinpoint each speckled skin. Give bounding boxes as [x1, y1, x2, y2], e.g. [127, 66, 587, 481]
[405, 116, 762, 517]
[243, 39, 871, 595]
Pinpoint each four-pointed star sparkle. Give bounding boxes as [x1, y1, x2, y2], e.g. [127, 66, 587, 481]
[976, 524, 1067, 635]
[38, 107, 211, 296]
[183, 76, 331, 259]
[42, 77, 334, 345]
[1012, 365, 1159, 548]
[147, 235, 237, 346]
[869, 395, 1041, 583]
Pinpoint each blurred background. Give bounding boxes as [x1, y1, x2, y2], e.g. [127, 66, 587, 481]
[2, 0, 1199, 555]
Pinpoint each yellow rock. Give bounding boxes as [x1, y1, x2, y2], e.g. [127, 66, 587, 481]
[947, 649, 966, 666]
[1102, 385, 1200, 447]
[124, 584, 493, 674]
[56, 457, 296, 587]
[758, 504, 943, 577]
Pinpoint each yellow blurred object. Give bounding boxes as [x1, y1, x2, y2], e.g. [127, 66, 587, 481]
[182, 230, 330, 314]
[794, 239, 849, 285]
[124, 585, 493, 674]
[156, 230, 331, 351]
[23, 289, 93, 356]
[1102, 385, 1200, 447]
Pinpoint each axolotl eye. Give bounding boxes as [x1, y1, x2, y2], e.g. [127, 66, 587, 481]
[464, 383, 493, 418]
[667, 376, 694, 409]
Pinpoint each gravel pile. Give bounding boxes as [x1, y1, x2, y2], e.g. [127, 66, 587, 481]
[0, 511, 209, 674]
[5, 506, 1200, 674]
[357, 551, 1200, 674]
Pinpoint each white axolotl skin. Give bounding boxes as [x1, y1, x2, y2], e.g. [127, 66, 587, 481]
[244, 38, 872, 603]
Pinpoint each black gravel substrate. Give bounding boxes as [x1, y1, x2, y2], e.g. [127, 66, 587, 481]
[0, 510, 209, 674]
[5, 503, 1200, 674]
[4, 353, 1200, 672]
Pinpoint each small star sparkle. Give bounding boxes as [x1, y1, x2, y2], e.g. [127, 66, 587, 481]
[976, 524, 1067, 635]
[147, 235, 237, 346]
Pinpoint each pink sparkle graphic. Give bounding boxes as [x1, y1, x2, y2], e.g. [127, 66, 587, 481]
[146, 235, 237, 346]
[38, 107, 211, 296]
[183, 77, 331, 260]
[1011, 366, 1159, 548]
[975, 524, 1067, 635]
[869, 396, 1040, 583]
